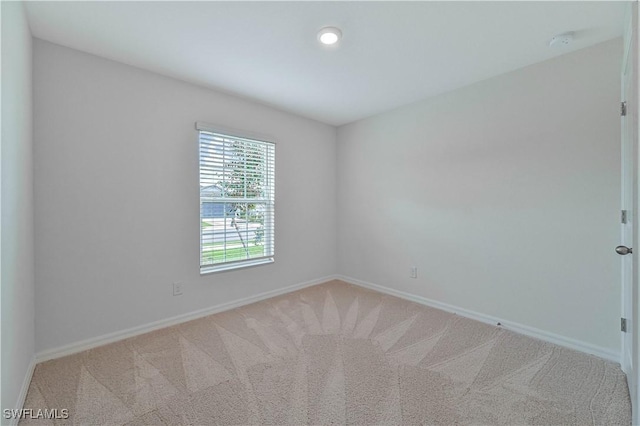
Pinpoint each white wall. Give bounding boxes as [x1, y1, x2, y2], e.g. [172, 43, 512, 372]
[32, 34, 623, 358]
[1, 0, 35, 414]
[337, 39, 622, 353]
[33, 40, 337, 353]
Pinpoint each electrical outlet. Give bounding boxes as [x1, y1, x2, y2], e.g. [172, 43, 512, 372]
[173, 282, 183, 296]
[410, 266, 417, 279]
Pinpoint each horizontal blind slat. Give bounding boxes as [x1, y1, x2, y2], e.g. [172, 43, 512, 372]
[199, 129, 275, 269]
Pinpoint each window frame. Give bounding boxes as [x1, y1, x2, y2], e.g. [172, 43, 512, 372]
[196, 122, 275, 274]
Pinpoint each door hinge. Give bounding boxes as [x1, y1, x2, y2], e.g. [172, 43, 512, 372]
[622, 101, 627, 117]
[621, 318, 628, 333]
[622, 210, 628, 224]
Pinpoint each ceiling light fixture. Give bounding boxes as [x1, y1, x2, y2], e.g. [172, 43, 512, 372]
[318, 27, 342, 46]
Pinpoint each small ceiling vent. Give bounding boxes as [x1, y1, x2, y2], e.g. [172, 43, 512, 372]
[549, 32, 574, 47]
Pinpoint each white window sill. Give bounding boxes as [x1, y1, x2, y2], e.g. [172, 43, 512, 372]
[200, 257, 274, 275]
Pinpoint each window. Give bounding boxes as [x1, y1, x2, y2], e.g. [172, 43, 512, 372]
[197, 122, 275, 273]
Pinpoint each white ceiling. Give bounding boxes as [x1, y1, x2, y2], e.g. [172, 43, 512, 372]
[25, 1, 627, 126]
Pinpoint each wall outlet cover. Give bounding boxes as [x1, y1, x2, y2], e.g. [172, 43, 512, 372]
[173, 282, 183, 296]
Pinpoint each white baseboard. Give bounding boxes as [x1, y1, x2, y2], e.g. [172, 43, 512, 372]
[35, 273, 619, 365]
[6, 356, 37, 426]
[36, 275, 336, 362]
[336, 274, 620, 363]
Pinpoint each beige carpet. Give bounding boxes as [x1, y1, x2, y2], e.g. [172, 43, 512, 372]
[22, 280, 630, 425]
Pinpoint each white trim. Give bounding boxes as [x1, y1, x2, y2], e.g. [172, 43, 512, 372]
[627, 350, 634, 379]
[337, 275, 620, 363]
[7, 356, 37, 426]
[195, 121, 275, 145]
[622, 1, 634, 72]
[633, 3, 639, 424]
[200, 257, 274, 275]
[36, 275, 334, 362]
[35, 273, 620, 365]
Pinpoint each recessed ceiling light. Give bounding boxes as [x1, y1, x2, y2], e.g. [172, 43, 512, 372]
[318, 27, 342, 46]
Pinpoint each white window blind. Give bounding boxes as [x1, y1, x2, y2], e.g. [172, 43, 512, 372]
[198, 124, 275, 273]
